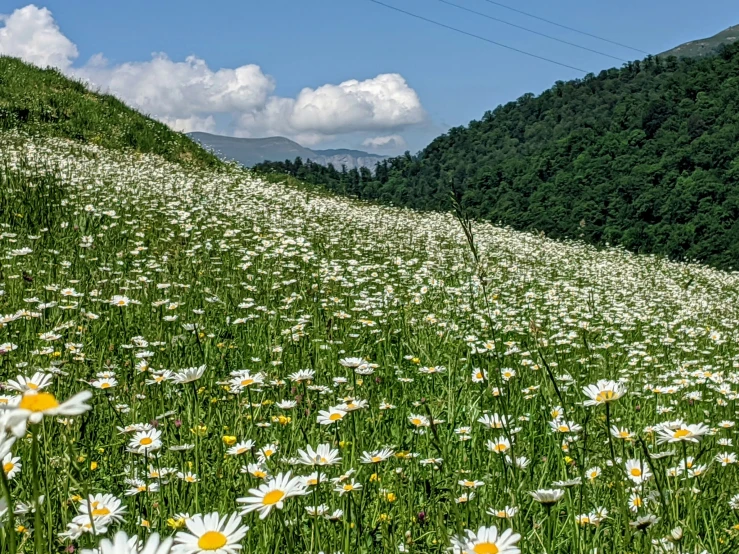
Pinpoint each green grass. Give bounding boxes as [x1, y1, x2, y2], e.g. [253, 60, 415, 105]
[0, 57, 222, 169]
[0, 132, 738, 553]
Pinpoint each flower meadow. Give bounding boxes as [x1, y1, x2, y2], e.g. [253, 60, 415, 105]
[0, 134, 739, 553]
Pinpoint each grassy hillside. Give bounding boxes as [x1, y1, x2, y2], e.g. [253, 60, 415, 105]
[256, 43, 739, 270]
[0, 56, 221, 169]
[661, 24, 739, 58]
[1, 130, 739, 554]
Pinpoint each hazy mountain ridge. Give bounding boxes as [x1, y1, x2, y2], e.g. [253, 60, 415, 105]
[188, 132, 387, 170]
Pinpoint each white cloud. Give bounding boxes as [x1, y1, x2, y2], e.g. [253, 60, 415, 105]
[0, 5, 77, 69]
[158, 115, 217, 134]
[237, 74, 425, 144]
[362, 134, 407, 150]
[0, 5, 426, 147]
[77, 53, 275, 118]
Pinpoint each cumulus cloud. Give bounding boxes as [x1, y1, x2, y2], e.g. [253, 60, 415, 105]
[0, 4, 77, 69]
[158, 115, 217, 134]
[0, 5, 425, 148]
[77, 53, 275, 118]
[236, 74, 425, 145]
[362, 134, 407, 151]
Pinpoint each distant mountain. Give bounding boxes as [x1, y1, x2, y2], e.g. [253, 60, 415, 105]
[660, 24, 739, 58]
[188, 132, 387, 171]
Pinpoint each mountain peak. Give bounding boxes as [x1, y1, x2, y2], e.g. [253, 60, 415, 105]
[188, 132, 387, 170]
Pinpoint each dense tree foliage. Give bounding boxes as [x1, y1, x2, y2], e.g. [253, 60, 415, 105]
[256, 44, 739, 270]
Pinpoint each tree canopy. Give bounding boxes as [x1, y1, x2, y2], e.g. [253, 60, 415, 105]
[256, 44, 739, 270]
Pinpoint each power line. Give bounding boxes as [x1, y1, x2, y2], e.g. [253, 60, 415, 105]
[367, 0, 588, 73]
[437, 0, 627, 62]
[479, 0, 648, 55]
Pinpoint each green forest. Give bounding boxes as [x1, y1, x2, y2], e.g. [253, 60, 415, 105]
[255, 44, 739, 270]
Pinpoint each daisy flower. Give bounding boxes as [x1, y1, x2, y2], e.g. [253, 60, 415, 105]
[715, 452, 737, 466]
[288, 369, 315, 382]
[530, 489, 565, 506]
[451, 525, 521, 554]
[227, 440, 255, 457]
[408, 414, 430, 428]
[2, 389, 92, 437]
[624, 459, 652, 484]
[82, 530, 173, 554]
[173, 512, 248, 554]
[486, 437, 510, 454]
[76, 493, 127, 526]
[317, 408, 347, 425]
[6, 372, 53, 392]
[237, 471, 307, 519]
[257, 443, 278, 462]
[334, 479, 362, 495]
[228, 370, 264, 391]
[127, 429, 163, 454]
[656, 423, 710, 444]
[171, 365, 207, 384]
[296, 444, 342, 466]
[582, 379, 627, 406]
[359, 448, 394, 464]
[486, 505, 519, 519]
[2, 453, 21, 480]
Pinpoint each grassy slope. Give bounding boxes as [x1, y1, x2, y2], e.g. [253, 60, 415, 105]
[0, 56, 222, 169]
[661, 24, 739, 58]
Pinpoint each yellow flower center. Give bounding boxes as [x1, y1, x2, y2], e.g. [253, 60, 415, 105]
[595, 390, 615, 402]
[92, 507, 111, 517]
[494, 443, 506, 452]
[673, 429, 691, 439]
[264, 449, 273, 457]
[3, 462, 14, 473]
[630, 468, 642, 477]
[329, 413, 343, 421]
[558, 425, 569, 432]
[101, 383, 111, 389]
[262, 490, 285, 505]
[197, 531, 228, 550]
[371, 456, 382, 463]
[27, 383, 39, 390]
[411, 418, 422, 426]
[140, 437, 153, 446]
[473, 542, 499, 554]
[253, 471, 266, 478]
[241, 379, 253, 386]
[343, 484, 354, 491]
[19, 392, 59, 412]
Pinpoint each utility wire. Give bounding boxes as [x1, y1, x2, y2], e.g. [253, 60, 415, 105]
[367, 0, 588, 73]
[479, 0, 648, 55]
[437, 0, 627, 62]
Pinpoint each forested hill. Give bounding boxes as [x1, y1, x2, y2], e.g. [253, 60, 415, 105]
[255, 44, 739, 270]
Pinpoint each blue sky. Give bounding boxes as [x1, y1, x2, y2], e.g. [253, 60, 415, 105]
[2, 1, 738, 153]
